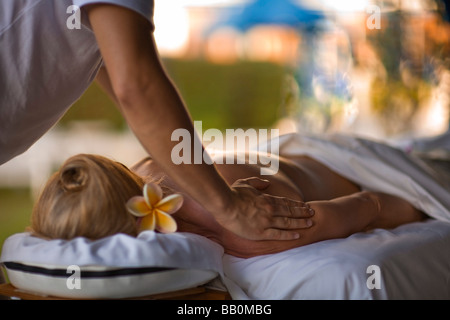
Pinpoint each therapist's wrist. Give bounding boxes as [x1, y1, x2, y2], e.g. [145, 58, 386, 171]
[203, 186, 238, 221]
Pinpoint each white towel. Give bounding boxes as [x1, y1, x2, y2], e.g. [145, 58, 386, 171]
[262, 133, 450, 222]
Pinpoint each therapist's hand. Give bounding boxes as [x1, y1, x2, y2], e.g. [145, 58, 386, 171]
[217, 177, 314, 241]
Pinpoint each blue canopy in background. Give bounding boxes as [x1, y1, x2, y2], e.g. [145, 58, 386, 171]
[210, 0, 325, 32]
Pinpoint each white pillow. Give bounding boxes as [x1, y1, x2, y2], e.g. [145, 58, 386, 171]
[1, 231, 224, 299]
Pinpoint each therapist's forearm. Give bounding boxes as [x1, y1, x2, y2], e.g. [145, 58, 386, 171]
[117, 71, 234, 215]
[96, 63, 233, 214]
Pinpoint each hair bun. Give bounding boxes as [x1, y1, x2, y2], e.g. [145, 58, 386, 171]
[60, 162, 88, 192]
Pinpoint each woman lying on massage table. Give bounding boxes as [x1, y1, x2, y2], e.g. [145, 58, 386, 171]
[29, 152, 427, 258]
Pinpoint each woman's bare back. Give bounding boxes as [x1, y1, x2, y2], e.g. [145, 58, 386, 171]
[213, 153, 362, 202]
[132, 153, 369, 257]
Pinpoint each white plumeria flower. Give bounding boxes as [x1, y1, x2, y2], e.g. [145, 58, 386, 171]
[126, 183, 183, 233]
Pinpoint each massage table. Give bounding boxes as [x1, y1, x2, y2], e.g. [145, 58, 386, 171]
[1, 133, 450, 300]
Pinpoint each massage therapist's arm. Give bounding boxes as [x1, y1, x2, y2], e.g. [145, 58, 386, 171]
[87, 4, 312, 241]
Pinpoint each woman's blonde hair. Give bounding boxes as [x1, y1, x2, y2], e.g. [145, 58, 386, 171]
[30, 154, 145, 240]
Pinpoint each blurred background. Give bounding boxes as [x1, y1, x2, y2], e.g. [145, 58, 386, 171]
[1, 0, 450, 251]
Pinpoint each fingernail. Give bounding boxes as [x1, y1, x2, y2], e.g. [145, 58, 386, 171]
[306, 219, 313, 227]
[309, 208, 315, 216]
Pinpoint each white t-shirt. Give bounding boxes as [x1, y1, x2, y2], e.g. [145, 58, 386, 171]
[0, 0, 154, 165]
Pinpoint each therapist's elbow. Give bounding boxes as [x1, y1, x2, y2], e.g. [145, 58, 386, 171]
[113, 77, 154, 111]
[113, 77, 147, 104]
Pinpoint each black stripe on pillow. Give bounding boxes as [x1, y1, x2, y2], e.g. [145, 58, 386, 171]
[3, 261, 176, 278]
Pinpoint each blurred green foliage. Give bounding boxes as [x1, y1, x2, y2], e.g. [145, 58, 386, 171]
[370, 77, 433, 134]
[60, 59, 287, 131]
[60, 81, 123, 129]
[0, 189, 34, 254]
[367, 11, 438, 135]
[163, 59, 286, 130]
